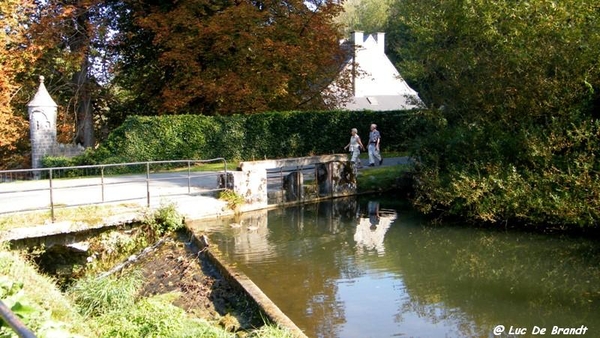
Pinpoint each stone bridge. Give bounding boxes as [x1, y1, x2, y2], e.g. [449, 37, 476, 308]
[219, 154, 357, 206]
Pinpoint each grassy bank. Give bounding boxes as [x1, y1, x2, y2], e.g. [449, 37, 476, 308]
[0, 204, 295, 337]
[0, 246, 294, 337]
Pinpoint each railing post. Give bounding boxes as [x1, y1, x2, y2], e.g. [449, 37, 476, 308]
[187, 161, 191, 194]
[223, 159, 228, 189]
[297, 165, 302, 202]
[49, 169, 55, 222]
[328, 162, 333, 198]
[146, 162, 150, 208]
[101, 166, 105, 202]
[0, 300, 36, 338]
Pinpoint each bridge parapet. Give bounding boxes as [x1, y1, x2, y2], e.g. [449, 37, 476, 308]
[221, 154, 356, 207]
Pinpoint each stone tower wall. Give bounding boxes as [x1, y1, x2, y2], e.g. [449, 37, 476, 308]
[29, 110, 57, 170]
[28, 76, 83, 171]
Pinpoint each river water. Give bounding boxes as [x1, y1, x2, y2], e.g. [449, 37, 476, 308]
[197, 194, 600, 338]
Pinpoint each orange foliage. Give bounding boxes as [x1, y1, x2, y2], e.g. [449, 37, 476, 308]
[121, 0, 350, 115]
[0, 0, 39, 168]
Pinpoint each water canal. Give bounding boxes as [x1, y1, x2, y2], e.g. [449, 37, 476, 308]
[190, 194, 600, 338]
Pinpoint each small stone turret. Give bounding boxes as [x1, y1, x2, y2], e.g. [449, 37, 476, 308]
[28, 76, 58, 171]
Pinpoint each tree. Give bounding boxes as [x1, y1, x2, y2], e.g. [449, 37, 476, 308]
[24, 0, 118, 148]
[335, 0, 393, 35]
[388, 0, 600, 124]
[387, 0, 600, 226]
[0, 0, 39, 168]
[112, 0, 351, 116]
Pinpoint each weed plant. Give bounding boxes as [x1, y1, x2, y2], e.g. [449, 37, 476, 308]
[143, 202, 185, 236]
[68, 272, 142, 318]
[218, 189, 245, 212]
[0, 248, 91, 337]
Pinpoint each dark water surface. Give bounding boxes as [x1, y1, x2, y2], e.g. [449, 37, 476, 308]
[194, 195, 600, 338]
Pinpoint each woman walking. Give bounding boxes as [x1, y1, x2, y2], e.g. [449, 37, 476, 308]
[344, 128, 365, 168]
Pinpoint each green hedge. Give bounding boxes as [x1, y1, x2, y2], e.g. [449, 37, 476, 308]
[410, 112, 600, 228]
[64, 110, 422, 164]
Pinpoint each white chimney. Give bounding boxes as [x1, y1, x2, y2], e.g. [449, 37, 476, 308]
[352, 31, 364, 47]
[376, 32, 385, 54]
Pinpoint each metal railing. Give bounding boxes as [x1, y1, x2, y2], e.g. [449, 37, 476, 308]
[0, 300, 36, 338]
[0, 158, 228, 222]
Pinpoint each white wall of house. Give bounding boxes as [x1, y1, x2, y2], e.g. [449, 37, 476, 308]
[336, 31, 424, 111]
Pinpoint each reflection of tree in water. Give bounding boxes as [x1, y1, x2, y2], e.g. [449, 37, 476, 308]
[227, 197, 363, 337]
[216, 197, 600, 337]
[388, 224, 600, 337]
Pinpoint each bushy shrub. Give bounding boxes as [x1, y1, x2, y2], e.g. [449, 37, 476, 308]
[411, 114, 600, 227]
[144, 202, 185, 236]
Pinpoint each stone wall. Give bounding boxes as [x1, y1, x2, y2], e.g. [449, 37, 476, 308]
[50, 143, 85, 159]
[218, 155, 357, 208]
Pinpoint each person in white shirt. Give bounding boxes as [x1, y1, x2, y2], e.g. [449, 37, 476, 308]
[344, 128, 365, 168]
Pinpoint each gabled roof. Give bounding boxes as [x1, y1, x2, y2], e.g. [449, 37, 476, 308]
[335, 32, 424, 111]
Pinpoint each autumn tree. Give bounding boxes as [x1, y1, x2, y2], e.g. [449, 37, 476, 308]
[0, 0, 40, 168]
[111, 0, 351, 116]
[23, 0, 119, 148]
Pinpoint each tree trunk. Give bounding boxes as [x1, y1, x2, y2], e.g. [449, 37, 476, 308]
[71, 7, 95, 148]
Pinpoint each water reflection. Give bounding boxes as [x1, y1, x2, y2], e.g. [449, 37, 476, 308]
[198, 195, 600, 338]
[354, 200, 396, 256]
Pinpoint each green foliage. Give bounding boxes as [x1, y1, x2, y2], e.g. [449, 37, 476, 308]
[94, 292, 233, 338]
[411, 115, 600, 226]
[218, 189, 245, 211]
[144, 202, 185, 236]
[78, 110, 417, 164]
[68, 272, 142, 318]
[385, 0, 600, 227]
[0, 277, 37, 331]
[335, 0, 393, 35]
[68, 273, 232, 338]
[388, 0, 600, 123]
[0, 276, 76, 338]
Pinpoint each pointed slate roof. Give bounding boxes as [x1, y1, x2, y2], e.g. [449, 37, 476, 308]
[28, 76, 57, 107]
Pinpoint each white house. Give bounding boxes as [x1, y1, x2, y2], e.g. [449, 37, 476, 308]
[331, 31, 424, 111]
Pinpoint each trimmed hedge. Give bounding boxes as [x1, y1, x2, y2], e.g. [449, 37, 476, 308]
[65, 110, 422, 164]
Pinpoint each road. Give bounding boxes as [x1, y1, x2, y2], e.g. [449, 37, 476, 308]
[0, 156, 412, 216]
[0, 171, 223, 215]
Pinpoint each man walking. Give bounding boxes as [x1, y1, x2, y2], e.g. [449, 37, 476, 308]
[368, 124, 383, 166]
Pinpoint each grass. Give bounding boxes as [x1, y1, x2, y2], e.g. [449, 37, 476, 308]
[0, 245, 92, 337]
[166, 161, 230, 173]
[0, 243, 293, 338]
[357, 150, 408, 160]
[357, 164, 413, 193]
[0, 204, 143, 232]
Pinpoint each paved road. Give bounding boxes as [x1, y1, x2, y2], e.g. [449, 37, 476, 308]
[0, 171, 223, 215]
[0, 157, 412, 216]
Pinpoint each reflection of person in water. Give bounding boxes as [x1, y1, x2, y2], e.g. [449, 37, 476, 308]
[354, 200, 390, 256]
[368, 200, 380, 229]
